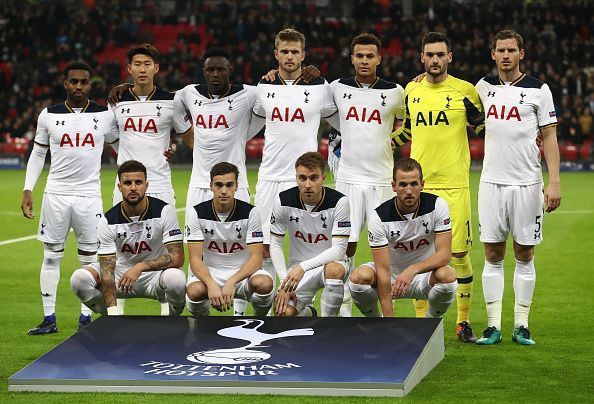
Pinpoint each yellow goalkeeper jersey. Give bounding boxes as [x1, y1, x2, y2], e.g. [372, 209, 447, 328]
[398, 75, 482, 189]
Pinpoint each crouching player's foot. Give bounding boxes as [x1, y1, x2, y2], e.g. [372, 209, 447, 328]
[77, 313, 92, 331]
[28, 314, 58, 335]
[476, 326, 502, 345]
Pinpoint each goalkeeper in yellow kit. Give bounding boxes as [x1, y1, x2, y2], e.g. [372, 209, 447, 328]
[393, 32, 484, 342]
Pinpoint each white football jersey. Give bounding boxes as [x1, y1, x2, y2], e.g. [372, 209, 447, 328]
[270, 187, 350, 268]
[368, 193, 451, 273]
[476, 74, 557, 185]
[253, 76, 337, 181]
[330, 77, 405, 185]
[34, 101, 118, 196]
[185, 199, 263, 272]
[172, 84, 261, 189]
[112, 87, 187, 194]
[97, 196, 183, 278]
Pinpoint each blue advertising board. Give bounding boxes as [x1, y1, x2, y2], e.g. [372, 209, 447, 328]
[10, 316, 444, 396]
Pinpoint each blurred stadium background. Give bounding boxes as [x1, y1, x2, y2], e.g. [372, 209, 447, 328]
[1, 0, 593, 168]
[1, 1, 593, 402]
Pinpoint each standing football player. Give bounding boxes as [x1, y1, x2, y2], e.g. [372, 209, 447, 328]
[392, 32, 484, 341]
[475, 29, 561, 346]
[329, 33, 405, 316]
[21, 61, 119, 334]
[253, 28, 337, 290]
[70, 160, 186, 315]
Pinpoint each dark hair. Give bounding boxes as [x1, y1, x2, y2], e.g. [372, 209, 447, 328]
[351, 33, 382, 53]
[118, 160, 147, 180]
[295, 152, 325, 172]
[492, 29, 524, 50]
[127, 43, 160, 64]
[204, 47, 231, 61]
[421, 32, 451, 52]
[275, 28, 305, 50]
[63, 61, 92, 78]
[393, 157, 423, 181]
[210, 162, 239, 182]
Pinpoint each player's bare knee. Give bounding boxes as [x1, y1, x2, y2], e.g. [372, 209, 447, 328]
[186, 282, 207, 301]
[250, 275, 273, 294]
[279, 305, 297, 317]
[433, 266, 457, 284]
[484, 242, 506, 262]
[349, 265, 374, 285]
[513, 243, 534, 262]
[324, 262, 345, 280]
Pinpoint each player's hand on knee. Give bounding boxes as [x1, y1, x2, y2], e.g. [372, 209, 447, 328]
[21, 190, 34, 219]
[544, 182, 561, 213]
[119, 265, 142, 293]
[392, 268, 414, 298]
[221, 281, 235, 311]
[281, 266, 305, 292]
[208, 286, 224, 311]
[302, 65, 320, 83]
[275, 290, 295, 316]
[107, 83, 131, 105]
[262, 69, 278, 82]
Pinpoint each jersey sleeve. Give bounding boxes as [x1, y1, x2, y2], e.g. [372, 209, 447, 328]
[331, 196, 351, 238]
[463, 82, 484, 127]
[246, 208, 264, 244]
[537, 83, 557, 128]
[161, 204, 183, 244]
[97, 217, 116, 256]
[104, 110, 120, 144]
[185, 206, 204, 243]
[368, 210, 389, 249]
[33, 109, 50, 146]
[393, 85, 405, 120]
[172, 88, 192, 134]
[252, 86, 266, 118]
[322, 80, 338, 119]
[269, 195, 287, 237]
[392, 82, 414, 146]
[433, 197, 452, 233]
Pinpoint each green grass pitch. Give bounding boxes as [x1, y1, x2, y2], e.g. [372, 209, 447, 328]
[0, 167, 593, 402]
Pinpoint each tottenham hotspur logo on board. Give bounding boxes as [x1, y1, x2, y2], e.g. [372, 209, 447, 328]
[186, 319, 314, 365]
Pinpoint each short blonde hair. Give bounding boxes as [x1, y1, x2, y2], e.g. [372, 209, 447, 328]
[275, 28, 305, 50]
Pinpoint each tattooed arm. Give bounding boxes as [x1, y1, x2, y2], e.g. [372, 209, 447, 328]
[118, 241, 184, 293]
[99, 254, 118, 311]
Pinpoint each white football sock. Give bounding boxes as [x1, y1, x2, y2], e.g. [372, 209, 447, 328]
[186, 297, 210, 317]
[160, 268, 186, 316]
[348, 280, 379, 317]
[514, 259, 536, 328]
[40, 249, 64, 316]
[339, 257, 354, 316]
[321, 279, 344, 317]
[426, 280, 457, 318]
[233, 299, 249, 316]
[70, 268, 106, 314]
[251, 291, 274, 316]
[482, 259, 504, 329]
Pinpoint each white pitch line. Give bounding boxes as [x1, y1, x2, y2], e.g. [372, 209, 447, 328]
[0, 206, 187, 246]
[1, 207, 591, 247]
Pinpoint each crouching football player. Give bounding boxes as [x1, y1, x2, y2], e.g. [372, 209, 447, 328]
[272, 152, 351, 317]
[70, 160, 186, 316]
[185, 162, 273, 316]
[349, 158, 458, 318]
